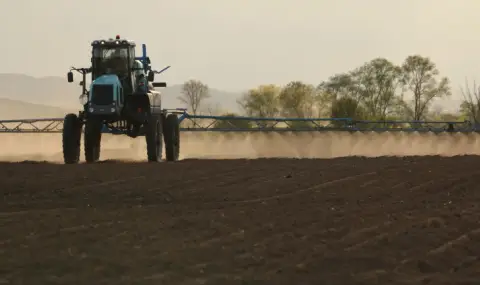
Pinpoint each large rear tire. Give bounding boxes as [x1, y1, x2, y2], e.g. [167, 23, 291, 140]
[62, 113, 82, 164]
[145, 115, 162, 162]
[164, 114, 180, 161]
[84, 117, 103, 163]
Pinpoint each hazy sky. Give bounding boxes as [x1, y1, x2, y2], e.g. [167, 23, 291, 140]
[1, 0, 479, 102]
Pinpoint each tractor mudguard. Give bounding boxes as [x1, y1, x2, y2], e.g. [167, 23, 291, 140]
[124, 94, 151, 123]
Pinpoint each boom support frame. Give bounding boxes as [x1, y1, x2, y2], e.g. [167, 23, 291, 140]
[0, 111, 475, 133]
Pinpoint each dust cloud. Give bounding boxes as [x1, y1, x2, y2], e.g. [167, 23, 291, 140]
[180, 132, 480, 158]
[0, 131, 479, 162]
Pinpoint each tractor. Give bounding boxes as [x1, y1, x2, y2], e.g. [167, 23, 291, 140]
[63, 35, 180, 164]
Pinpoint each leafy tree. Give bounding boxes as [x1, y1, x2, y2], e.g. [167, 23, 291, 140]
[317, 59, 403, 120]
[331, 96, 365, 119]
[330, 96, 365, 127]
[278, 81, 316, 118]
[225, 54, 460, 129]
[318, 73, 360, 101]
[354, 58, 404, 120]
[237, 84, 280, 118]
[400, 55, 451, 120]
[317, 73, 357, 116]
[315, 91, 336, 117]
[178, 79, 210, 117]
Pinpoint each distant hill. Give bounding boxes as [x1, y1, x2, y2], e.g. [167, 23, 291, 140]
[0, 74, 80, 110]
[0, 98, 75, 120]
[0, 74, 243, 119]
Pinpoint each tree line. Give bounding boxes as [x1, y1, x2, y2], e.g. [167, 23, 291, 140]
[178, 54, 480, 127]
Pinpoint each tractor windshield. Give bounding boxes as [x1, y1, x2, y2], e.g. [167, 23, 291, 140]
[92, 47, 130, 78]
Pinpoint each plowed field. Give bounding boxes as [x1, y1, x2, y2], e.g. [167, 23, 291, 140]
[2, 156, 480, 284]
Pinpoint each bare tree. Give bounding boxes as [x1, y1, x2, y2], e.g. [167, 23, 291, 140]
[460, 78, 480, 125]
[401, 55, 451, 120]
[178, 79, 210, 116]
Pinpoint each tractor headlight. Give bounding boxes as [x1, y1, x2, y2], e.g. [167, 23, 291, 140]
[111, 108, 115, 112]
[79, 94, 88, 105]
[89, 107, 94, 113]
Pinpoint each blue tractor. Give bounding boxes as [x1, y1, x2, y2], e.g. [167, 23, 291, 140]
[63, 35, 180, 164]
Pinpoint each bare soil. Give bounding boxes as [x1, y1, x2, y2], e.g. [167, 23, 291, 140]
[2, 156, 480, 284]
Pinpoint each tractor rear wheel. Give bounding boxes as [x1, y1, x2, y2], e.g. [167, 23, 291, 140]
[62, 113, 82, 164]
[145, 115, 162, 162]
[84, 117, 103, 163]
[164, 114, 180, 161]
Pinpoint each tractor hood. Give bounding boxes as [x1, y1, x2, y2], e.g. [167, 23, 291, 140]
[90, 74, 121, 89]
[88, 74, 123, 109]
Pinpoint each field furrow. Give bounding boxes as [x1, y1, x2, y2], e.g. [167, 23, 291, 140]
[1, 155, 480, 284]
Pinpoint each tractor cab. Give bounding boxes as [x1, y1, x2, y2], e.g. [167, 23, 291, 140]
[91, 36, 136, 95]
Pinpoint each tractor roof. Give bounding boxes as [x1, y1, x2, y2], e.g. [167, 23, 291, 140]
[91, 35, 135, 47]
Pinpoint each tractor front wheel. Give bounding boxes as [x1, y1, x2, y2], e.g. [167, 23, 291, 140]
[145, 115, 163, 162]
[164, 114, 180, 161]
[84, 117, 103, 163]
[62, 113, 82, 164]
